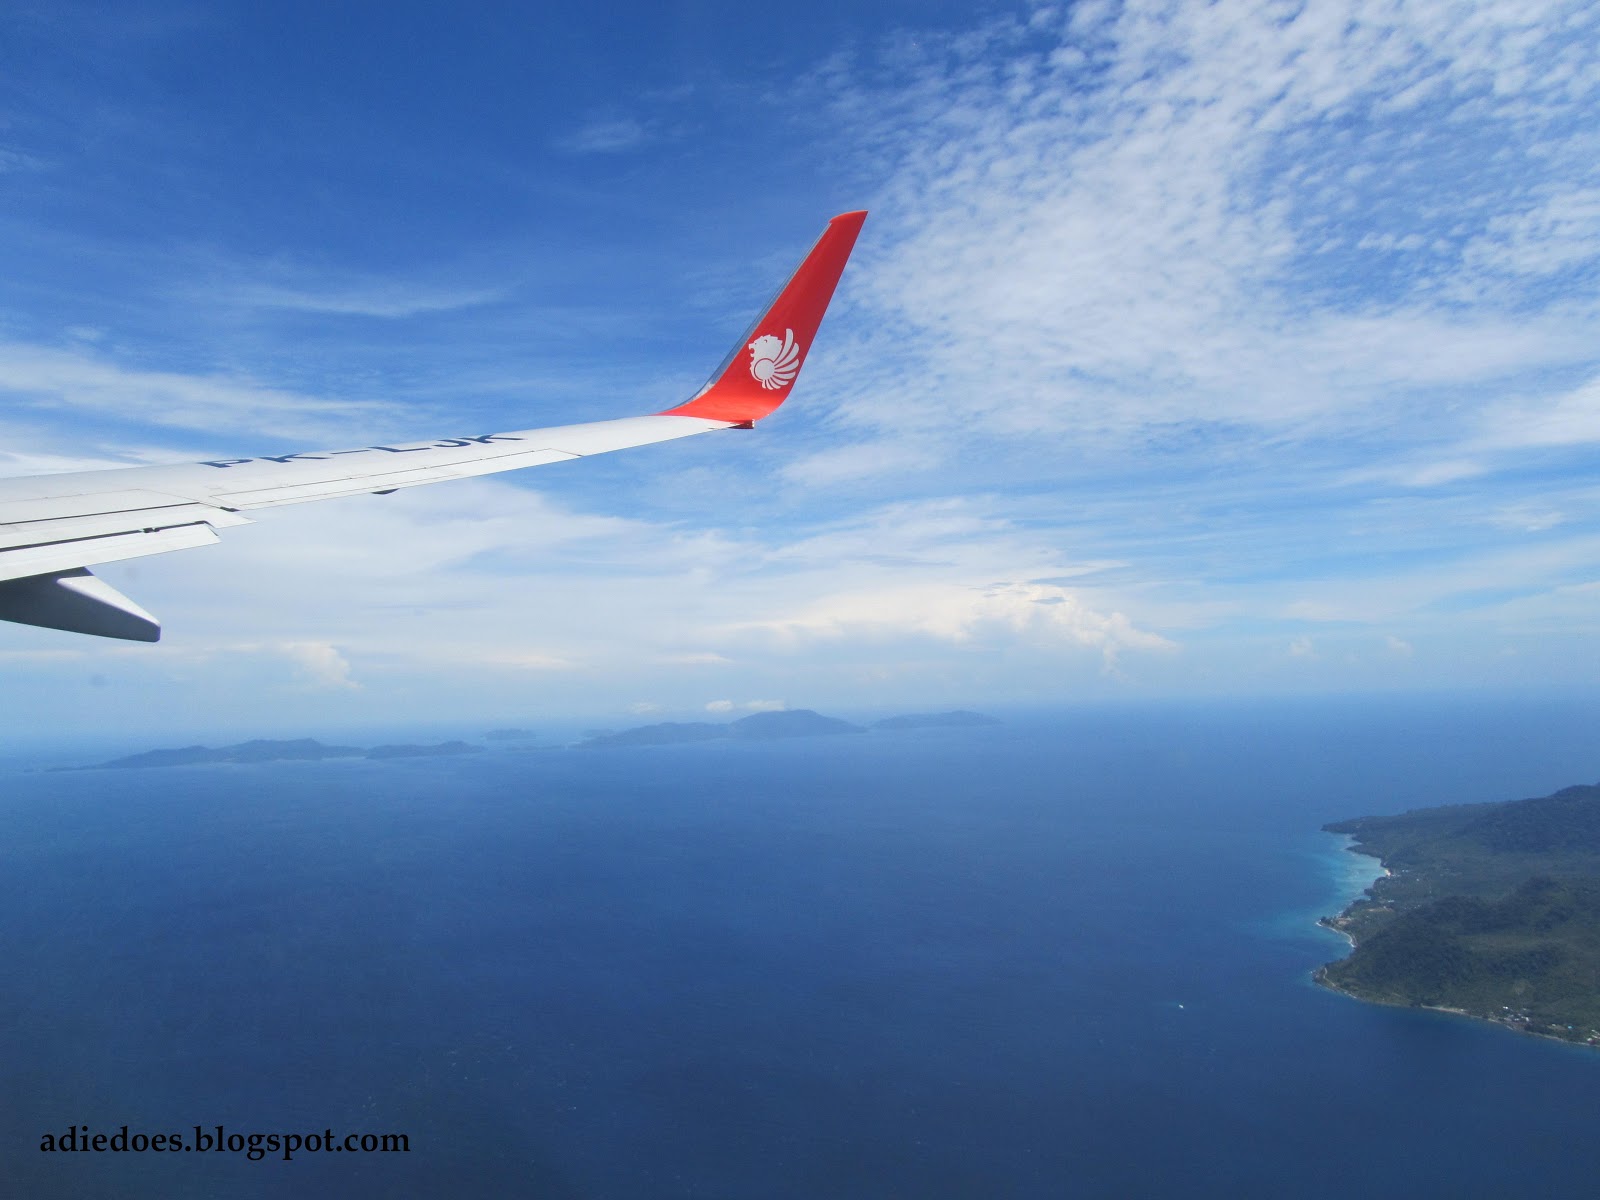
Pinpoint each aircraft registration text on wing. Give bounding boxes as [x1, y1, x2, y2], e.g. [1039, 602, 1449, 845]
[0, 211, 867, 641]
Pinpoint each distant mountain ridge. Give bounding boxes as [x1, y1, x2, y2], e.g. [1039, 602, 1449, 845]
[59, 710, 1000, 768]
[61, 739, 483, 771]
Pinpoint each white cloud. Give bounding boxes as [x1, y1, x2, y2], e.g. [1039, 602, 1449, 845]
[284, 641, 357, 690]
[1485, 505, 1566, 533]
[705, 699, 735, 713]
[779, 440, 937, 486]
[0, 445, 145, 477]
[1463, 186, 1600, 278]
[0, 148, 47, 173]
[0, 475, 1177, 720]
[216, 281, 503, 319]
[467, 650, 574, 671]
[0, 342, 400, 442]
[1476, 373, 1600, 452]
[736, 580, 1173, 669]
[803, 0, 1600, 470]
[554, 116, 650, 154]
[1358, 460, 1490, 489]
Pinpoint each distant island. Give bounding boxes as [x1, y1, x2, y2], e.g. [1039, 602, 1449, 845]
[578, 708, 999, 748]
[1318, 781, 1600, 1047]
[62, 710, 1000, 768]
[62, 738, 483, 771]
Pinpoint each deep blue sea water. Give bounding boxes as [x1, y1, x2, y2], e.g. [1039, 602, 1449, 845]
[3, 695, 1599, 1198]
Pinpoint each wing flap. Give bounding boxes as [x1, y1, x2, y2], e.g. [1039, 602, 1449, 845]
[0, 523, 221, 585]
[0, 503, 250, 552]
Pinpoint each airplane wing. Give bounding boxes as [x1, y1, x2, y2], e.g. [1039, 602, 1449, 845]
[0, 210, 867, 642]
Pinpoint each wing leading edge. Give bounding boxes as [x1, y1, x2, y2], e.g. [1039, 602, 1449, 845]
[0, 210, 867, 641]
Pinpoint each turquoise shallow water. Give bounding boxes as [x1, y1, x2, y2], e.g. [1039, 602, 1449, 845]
[3, 695, 1599, 1198]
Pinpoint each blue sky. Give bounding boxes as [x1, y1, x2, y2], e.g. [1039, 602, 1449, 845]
[2, 0, 1598, 736]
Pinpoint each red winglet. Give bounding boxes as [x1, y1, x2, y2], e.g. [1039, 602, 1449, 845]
[663, 211, 867, 424]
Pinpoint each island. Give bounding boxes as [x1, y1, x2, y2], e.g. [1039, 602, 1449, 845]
[1318, 781, 1600, 1047]
[62, 738, 482, 770]
[62, 709, 1001, 767]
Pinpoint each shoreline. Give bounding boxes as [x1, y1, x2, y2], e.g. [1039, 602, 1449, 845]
[1313, 967, 1600, 1050]
[1315, 839, 1599, 1051]
[1311, 833, 1388, 947]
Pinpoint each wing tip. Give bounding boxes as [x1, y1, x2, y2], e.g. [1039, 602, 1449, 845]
[662, 211, 867, 424]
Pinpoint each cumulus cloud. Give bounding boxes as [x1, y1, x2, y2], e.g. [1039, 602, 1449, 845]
[737, 580, 1173, 669]
[278, 641, 359, 690]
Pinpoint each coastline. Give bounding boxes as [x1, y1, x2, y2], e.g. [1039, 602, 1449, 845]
[1313, 833, 1387, 947]
[1314, 838, 1599, 1051]
[1315, 972, 1599, 1051]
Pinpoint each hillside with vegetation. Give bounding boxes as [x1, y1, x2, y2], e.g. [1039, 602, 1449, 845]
[1319, 783, 1600, 1046]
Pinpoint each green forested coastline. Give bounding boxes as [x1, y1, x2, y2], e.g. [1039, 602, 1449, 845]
[1319, 783, 1600, 1046]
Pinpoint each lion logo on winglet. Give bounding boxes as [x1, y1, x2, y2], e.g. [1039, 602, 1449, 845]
[748, 329, 801, 390]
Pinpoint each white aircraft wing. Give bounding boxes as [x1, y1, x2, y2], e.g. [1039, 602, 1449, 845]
[0, 210, 867, 641]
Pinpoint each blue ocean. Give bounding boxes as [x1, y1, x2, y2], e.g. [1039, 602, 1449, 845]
[4, 695, 1599, 1198]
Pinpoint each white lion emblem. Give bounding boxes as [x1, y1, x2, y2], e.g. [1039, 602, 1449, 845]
[748, 329, 801, 390]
